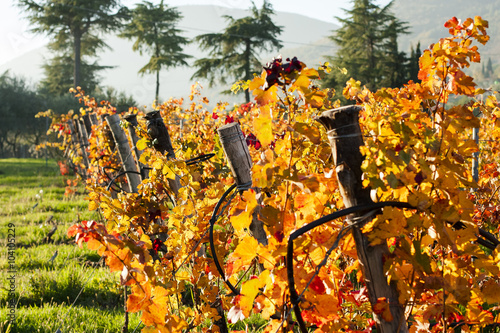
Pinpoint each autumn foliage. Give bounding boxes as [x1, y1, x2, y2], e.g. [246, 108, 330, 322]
[42, 16, 500, 332]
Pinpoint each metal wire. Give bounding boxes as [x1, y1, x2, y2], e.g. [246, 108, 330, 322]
[209, 184, 239, 295]
[285, 201, 416, 333]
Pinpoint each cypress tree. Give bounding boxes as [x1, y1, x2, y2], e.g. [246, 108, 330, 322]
[192, 0, 282, 103]
[408, 41, 421, 83]
[324, 0, 409, 98]
[119, 1, 191, 102]
[18, 0, 126, 93]
[486, 57, 494, 78]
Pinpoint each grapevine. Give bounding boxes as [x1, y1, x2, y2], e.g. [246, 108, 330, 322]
[41, 16, 500, 332]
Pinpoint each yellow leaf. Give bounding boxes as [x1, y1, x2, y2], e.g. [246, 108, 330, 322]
[88, 200, 98, 211]
[230, 236, 259, 267]
[229, 211, 252, 231]
[87, 238, 102, 251]
[162, 163, 176, 180]
[140, 233, 152, 249]
[253, 85, 278, 106]
[136, 137, 148, 151]
[239, 270, 270, 316]
[308, 246, 325, 266]
[293, 122, 321, 144]
[253, 106, 273, 147]
[301, 68, 320, 79]
[292, 75, 311, 92]
[249, 73, 266, 91]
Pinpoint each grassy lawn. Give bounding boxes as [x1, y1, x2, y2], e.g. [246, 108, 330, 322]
[0, 158, 143, 333]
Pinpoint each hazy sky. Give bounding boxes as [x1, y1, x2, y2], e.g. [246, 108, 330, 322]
[0, 0, 390, 66]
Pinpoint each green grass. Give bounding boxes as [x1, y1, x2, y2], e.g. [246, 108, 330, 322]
[0, 304, 143, 333]
[0, 158, 131, 333]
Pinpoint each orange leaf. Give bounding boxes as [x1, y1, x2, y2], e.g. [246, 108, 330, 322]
[253, 85, 278, 106]
[373, 297, 393, 322]
[293, 122, 321, 144]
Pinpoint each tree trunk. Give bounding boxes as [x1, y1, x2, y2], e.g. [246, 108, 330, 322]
[244, 39, 251, 103]
[156, 69, 160, 103]
[154, 24, 160, 102]
[73, 30, 82, 89]
[316, 106, 409, 333]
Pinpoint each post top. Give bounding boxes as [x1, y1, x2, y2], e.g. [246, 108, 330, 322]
[320, 105, 363, 117]
[217, 122, 240, 131]
[144, 110, 161, 120]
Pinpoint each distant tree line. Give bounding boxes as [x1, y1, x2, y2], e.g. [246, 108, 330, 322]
[324, 0, 420, 100]
[5, 0, 419, 157]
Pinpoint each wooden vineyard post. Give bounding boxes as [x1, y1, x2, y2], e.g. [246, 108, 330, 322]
[124, 113, 148, 180]
[73, 119, 90, 168]
[101, 115, 116, 152]
[77, 118, 90, 142]
[67, 119, 89, 175]
[106, 114, 142, 193]
[89, 113, 99, 127]
[316, 106, 409, 333]
[144, 111, 181, 195]
[82, 114, 92, 137]
[217, 122, 267, 245]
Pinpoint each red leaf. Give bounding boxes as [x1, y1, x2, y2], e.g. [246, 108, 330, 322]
[310, 276, 326, 295]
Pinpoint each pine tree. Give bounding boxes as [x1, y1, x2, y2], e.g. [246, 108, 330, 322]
[408, 42, 421, 83]
[324, 0, 409, 97]
[486, 57, 494, 78]
[39, 32, 111, 95]
[192, 0, 282, 103]
[381, 18, 409, 87]
[119, 1, 191, 102]
[18, 0, 126, 92]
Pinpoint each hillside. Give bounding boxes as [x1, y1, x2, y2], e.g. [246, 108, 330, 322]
[3, 1, 498, 106]
[393, 0, 500, 80]
[0, 5, 338, 106]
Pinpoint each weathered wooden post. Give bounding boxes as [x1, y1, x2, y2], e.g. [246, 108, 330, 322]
[77, 118, 89, 143]
[89, 113, 99, 127]
[144, 111, 181, 195]
[217, 122, 267, 245]
[73, 119, 90, 168]
[124, 113, 148, 180]
[101, 114, 116, 153]
[67, 119, 89, 174]
[106, 114, 142, 193]
[316, 106, 409, 333]
[82, 114, 92, 138]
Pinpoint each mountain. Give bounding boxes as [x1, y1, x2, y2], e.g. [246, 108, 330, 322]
[4, 1, 496, 107]
[392, 0, 500, 78]
[0, 5, 338, 106]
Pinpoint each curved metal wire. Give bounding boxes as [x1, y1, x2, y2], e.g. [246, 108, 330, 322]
[185, 153, 215, 166]
[287, 201, 416, 333]
[209, 183, 240, 295]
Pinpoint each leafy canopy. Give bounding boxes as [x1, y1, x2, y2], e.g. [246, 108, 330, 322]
[44, 13, 500, 333]
[18, 0, 126, 90]
[325, 0, 411, 98]
[192, 0, 283, 102]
